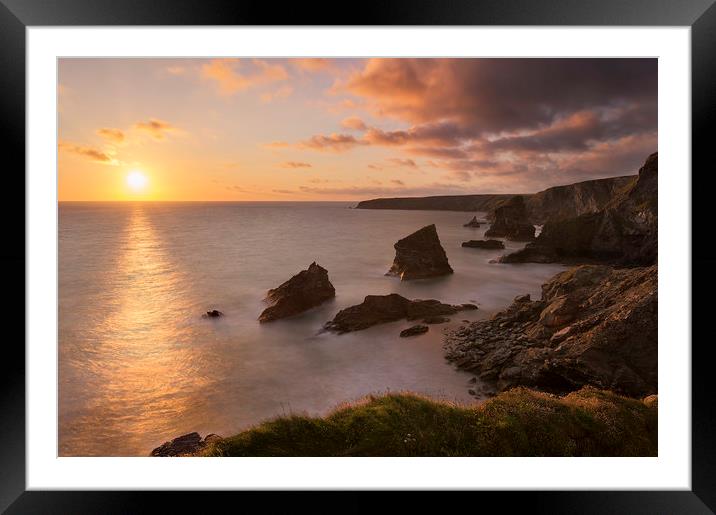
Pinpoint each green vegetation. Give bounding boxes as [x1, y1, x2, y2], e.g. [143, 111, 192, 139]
[203, 387, 657, 457]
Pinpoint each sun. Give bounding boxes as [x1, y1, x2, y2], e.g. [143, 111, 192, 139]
[127, 170, 148, 191]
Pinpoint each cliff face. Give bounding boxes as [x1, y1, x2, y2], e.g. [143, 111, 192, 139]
[355, 176, 636, 224]
[525, 175, 635, 223]
[501, 153, 657, 266]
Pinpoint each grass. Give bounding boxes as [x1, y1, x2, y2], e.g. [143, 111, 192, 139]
[202, 387, 657, 457]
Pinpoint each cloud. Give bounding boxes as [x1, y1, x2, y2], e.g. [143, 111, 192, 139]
[201, 58, 288, 96]
[299, 133, 367, 152]
[385, 158, 418, 169]
[263, 141, 290, 149]
[341, 116, 367, 131]
[280, 161, 312, 169]
[260, 85, 293, 103]
[291, 58, 334, 73]
[391, 179, 405, 186]
[294, 182, 480, 197]
[133, 118, 177, 140]
[59, 141, 117, 165]
[96, 127, 125, 144]
[343, 58, 656, 135]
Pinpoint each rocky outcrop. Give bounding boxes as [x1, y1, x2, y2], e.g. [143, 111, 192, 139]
[484, 196, 535, 241]
[150, 432, 223, 457]
[386, 224, 453, 280]
[501, 153, 657, 266]
[400, 324, 429, 337]
[444, 265, 657, 398]
[259, 262, 335, 322]
[462, 239, 505, 250]
[463, 216, 481, 228]
[202, 309, 223, 318]
[324, 294, 477, 334]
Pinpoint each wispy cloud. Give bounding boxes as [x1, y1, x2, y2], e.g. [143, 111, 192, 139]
[59, 141, 118, 165]
[96, 127, 125, 144]
[280, 161, 312, 169]
[299, 133, 367, 152]
[201, 59, 288, 96]
[133, 118, 177, 141]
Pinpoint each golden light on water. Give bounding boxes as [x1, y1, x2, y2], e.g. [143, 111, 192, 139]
[127, 170, 148, 192]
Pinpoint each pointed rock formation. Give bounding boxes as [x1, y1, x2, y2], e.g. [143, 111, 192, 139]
[463, 216, 481, 228]
[259, 262, 335, 322]
[386, 224, 453, 280]
[484, 196, 535, 241]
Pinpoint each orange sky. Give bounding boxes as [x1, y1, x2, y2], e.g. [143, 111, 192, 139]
[58, 58, 657, 201]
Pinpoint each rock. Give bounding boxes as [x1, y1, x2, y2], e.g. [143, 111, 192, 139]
[444, 265, 657, 398]
[468, 389, 477, 396]
[514, 294, 531, 303]
[423, 316, 450, 324]
[468, 377, 477, 384]
[400, 324, 429, 337]
[386, 224, 453, 280]
[538, 296, 578, 328]
[460, 303, 478, 310]
[324, 294, 476, 333]
[463, 216, 481, 228]
[202, 309, 224, 318]
[461, 239, 505, 250]
[643, 395, 658, 408]
[501, 152, 657, 266]
[484, 196, 535, 241]
[259, 262, 335, 322]
[151, 432, 203, 457]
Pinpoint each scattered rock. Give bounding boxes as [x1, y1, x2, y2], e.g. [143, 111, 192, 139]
[400, 324, 429, 337]
[484, 196, 536, 241]
[460, 303, 478, 310]
[461, 239, 505, 250]
[202, 309, 224, 318]
[514, 294, 531, 303]
[386, 224, 453, 280]
[463, 216, 481, 228]
[259, 262, 335, 322]
[444, 265, 657, 397]
[324, 294, 476, 334]
[468, 389, 477, 396]
[423, 316, 450, 324]
[150, 432, 223, 457]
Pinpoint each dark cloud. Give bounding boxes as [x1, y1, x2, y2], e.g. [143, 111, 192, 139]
[134, 118, 177, 140]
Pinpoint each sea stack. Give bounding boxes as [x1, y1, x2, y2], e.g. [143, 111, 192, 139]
[463, 216, 481, 228]
[259, 262, 335, 322]
[485, 196, 535, 241]
[386, 224, 453, 280]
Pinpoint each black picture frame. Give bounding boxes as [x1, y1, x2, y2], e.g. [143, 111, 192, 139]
[2, 0, 713, 512]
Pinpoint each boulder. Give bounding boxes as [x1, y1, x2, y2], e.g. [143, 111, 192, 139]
[150, 432, 223, 457]
[463, 216, 481, 228]
[324, 294, 475, 334]
[386, 224, 453, 280]
[400, 324, 429, 337]
[484, 196, 535, 241]
[202, 309, 224, 318]
[462, 239, 505, 250]
[444, 265, 657, 398]
[259, 262, 335, 323]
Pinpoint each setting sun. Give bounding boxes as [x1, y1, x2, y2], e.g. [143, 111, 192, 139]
[127, 170, 148, 191]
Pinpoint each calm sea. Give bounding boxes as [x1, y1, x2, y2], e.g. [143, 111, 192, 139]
[58, 201, 564, 456]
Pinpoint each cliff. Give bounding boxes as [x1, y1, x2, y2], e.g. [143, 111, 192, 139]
[355, 175, 636, 224]
[501, 152, 657, 266]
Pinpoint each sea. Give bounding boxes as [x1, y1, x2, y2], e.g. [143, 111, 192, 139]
[58, 201, 564, 456]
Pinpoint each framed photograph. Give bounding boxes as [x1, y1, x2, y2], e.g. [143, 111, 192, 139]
[4, 0, 714, 511]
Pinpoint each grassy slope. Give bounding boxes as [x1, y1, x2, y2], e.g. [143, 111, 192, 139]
[203, 387, 657, 457]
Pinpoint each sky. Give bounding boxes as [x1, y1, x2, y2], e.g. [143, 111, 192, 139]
[58, 58, 657, 201]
